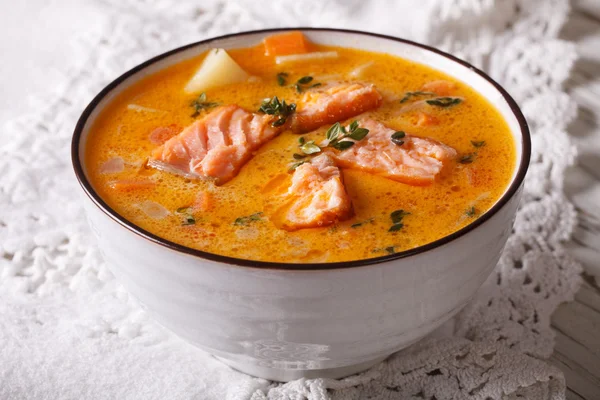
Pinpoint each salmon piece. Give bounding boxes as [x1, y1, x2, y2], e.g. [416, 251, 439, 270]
[421, 80, 456, 96]
[289, 82, 383, 134]
[148, 105, 282, 184]
[334, 118, 457, 186]
[272, 154, 353, 231]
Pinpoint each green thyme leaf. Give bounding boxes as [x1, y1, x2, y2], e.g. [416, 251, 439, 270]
[426, 97, 462, 108]
[465, 207, 477, 217]
[190, 92, 219, 117]
[331, 141, 355, 150]
[388, 209, 410, 232]
[471, 140, 486, 148]
[176, 207, 196, 226]
[388, 223, 404, 232]
[297, 76, 313, 84]
[348, 127, 369, 141]
[371, 246, 397, 254]
[391, 131, 406, 146]
[399, 91, 436, 103]
[277, 72, 288, 86]
[294, 76, 321, 93]
[351, 218, 374, 228]
[234, 212, 263, 226]
[293, 153, 306, 160]
[459, 153, 476, 164]
[288, 161, 306, 171]
[298, 136, 305, 145]
[271, 118, 287, 127]
[182, 216, 196, 225]
[326, 122, 342, 142]
[299, 141, 322, 155]
[390, 209, 410, 224]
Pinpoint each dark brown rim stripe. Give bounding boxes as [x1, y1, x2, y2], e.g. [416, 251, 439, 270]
[71, 27, 531, 271]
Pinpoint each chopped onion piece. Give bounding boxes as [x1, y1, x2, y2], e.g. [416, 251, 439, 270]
[99, 157, 125, 174]
[313, 74, 342, 82]
[127, 104, 163, 113]
[348, 62, 374, 78]
[138, 201, 169, 220]
[302, 250, 330, 263]
[275, 51, 338, 65]
[379, 89, 400, 102]
[235, 227, 259, 240]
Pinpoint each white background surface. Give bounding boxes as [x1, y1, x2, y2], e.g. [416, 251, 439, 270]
[0, 1, 106, 122]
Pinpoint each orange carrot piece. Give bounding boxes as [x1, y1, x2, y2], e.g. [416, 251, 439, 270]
[263, 31, 308, 56]
[193, 191, 214, 212]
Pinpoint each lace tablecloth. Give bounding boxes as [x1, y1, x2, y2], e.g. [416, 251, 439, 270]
[0, 0, 582, 399]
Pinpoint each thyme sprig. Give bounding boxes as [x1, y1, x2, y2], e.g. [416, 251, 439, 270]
[294, 76, 322, 93]
[325, 120, 369, 151]
[190, 92, 219, 117]
[388, 209, 410, 232]
[426, 97, 462, 107]
[258, 96, 297, 127]
[234, 212, 263, 226]
[288, 121, 369, 170]
[399, 91, 436, 103]
[176, 207, 196, 226]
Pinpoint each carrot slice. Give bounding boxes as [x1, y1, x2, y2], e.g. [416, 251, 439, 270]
[263, 31, 308, 56]
[193, 191, 214, 212]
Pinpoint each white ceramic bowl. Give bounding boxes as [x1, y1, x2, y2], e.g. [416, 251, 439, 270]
[72, 28, 530, 382]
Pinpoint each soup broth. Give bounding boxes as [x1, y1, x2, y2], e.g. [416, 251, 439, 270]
[85, 34, 516, 263]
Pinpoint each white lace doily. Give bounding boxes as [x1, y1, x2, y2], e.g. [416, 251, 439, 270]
[0, 0, 582, 399]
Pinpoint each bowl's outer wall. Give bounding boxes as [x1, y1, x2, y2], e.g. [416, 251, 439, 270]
[82, 184, 521, 371]
[75, 29, 529, 378]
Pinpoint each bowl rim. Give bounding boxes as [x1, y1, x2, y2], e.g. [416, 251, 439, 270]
[72, 27, 531, 271]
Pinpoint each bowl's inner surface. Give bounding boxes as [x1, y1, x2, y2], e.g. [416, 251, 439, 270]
[74, 28, 529, 269]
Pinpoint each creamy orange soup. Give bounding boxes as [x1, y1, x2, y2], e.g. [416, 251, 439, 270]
[85, 37, 516, 263]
